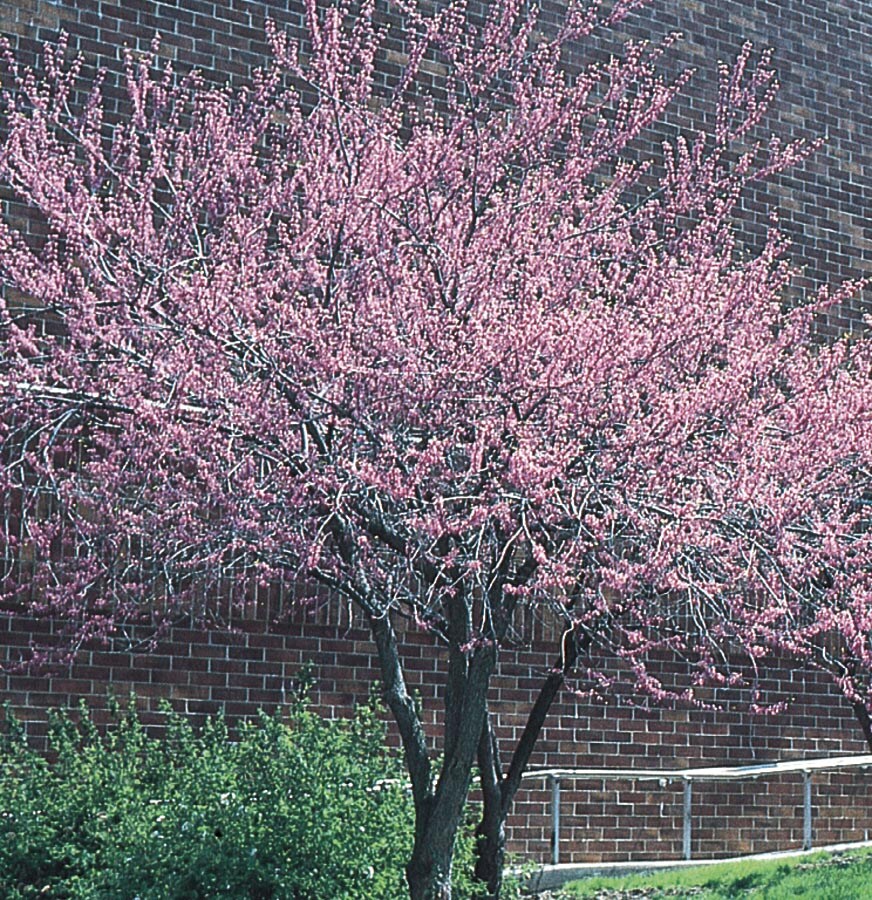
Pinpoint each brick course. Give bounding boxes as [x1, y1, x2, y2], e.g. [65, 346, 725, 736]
[3, 0, 872, 867]
[4, 602, 872, 865]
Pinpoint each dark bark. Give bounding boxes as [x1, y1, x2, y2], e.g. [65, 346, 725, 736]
[407, 641, 496, 898]
[406, 825, 456, 900]
[473, 714, 507, 898]
[473, 626, 586, 898]
[369, 603, 497, 899]
[368, 609, 454, 900]
[368, 612, 432, 812]
[851, 700, 872, 752]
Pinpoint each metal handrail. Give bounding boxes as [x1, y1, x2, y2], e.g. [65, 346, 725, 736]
[521, 754, 872, 864]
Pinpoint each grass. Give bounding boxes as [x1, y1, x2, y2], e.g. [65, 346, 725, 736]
[561, 846, 872, 898]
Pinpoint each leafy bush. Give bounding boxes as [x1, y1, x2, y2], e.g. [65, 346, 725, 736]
[0, 691, 489, 899]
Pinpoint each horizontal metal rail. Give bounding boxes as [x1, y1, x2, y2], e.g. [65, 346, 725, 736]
[521, 754, 872, 864]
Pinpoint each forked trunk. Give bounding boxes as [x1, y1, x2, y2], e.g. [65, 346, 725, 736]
[367, 606, 496, 900]
[404, 771, 474, 900]
[472, 630, 585, 898]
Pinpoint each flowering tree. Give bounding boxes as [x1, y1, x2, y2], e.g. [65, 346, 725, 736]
[769, 549, 872, 753]
[2, 1, 872, 897]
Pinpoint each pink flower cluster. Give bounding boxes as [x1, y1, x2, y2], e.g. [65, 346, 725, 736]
[1, 0, 870, 716]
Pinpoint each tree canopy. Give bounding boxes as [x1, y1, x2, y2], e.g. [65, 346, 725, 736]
[2, 1, 871, 897]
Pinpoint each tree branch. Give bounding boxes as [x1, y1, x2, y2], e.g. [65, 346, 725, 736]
[500, 626, 587, 810]
[368, 611, 433, 811]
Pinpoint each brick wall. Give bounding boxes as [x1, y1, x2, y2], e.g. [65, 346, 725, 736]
[3, 604, 872, 864]
[3, 0, 872, 867]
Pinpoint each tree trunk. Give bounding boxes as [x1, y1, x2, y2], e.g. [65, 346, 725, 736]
[367, 601, 497, 900]
[473, 794, 506, 898]
[473, 627, 586, 898]
[472, 696, 556, 900]
[404, 700, 493, 898]
[473, 715, 507, 898]
[405, 752, 485, 900]
[406, 820, 457, 900]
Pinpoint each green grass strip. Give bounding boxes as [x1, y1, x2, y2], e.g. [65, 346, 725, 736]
[563, 847, 872, 898]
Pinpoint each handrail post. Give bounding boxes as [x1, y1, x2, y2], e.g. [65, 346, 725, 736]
[803, 771, 812, 851]
[682, 777, 692, 861]
[518, 755, 872, 869]
[550, 775, 561, 865]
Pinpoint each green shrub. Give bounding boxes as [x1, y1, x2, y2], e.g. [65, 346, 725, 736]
[0, 691, 516, 899]
[0, 693, 421, 899]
